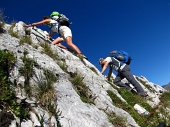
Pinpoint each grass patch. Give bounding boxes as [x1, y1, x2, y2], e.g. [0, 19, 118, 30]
[136, 77, 156, 93]
[19, 51, 35, 85]
[0, 50, 16, 82]
[160, 92, 170, 108]
[33, 45, 38, 49]
[117, 88, 152, 111]
[19, 50, 36, 96]
[89, 67, 98, 75]
[35, 69, 58, 109]
[70, 73, 94, 104]
[8, 21, 19, 38]
[18, 50, 61, 125]
[20, 36, 32, 45]
[107, 90, 149, 126]
[40, 42, 58, 60]
[34, 68, 61, 126]
[108, 84, 170, 126]
[57, 60, 68, 72]
[156, 91, 170, 125]
[0, 50, 30, 121]
[107, 113, 127, 127]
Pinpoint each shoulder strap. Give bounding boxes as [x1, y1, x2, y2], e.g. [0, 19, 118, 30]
[109, 57, 122, 71]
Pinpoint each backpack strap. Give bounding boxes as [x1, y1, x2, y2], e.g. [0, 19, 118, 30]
[110, 56, 126, 71]
[47, 20, 61, 36]
[109, 57, 121, 71]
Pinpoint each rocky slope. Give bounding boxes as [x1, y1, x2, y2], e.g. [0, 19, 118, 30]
[0, 21, 168, 127]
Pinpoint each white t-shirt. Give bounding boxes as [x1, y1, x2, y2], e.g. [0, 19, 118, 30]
[104, 57, 112, 63]
[50, 20, 59, 33]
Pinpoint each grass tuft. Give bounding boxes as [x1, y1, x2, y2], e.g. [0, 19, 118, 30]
[40, 42, 58, 60]
[20, 36, 32, 45]
[8, 21, 19, 38]
[70, 73, 95, 104]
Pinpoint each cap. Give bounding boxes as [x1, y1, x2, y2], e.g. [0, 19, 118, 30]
[99, 58, 104, 65]
[50, 11, 59, 17]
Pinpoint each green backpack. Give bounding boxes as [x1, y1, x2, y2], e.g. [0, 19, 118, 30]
[50, 11, 70, 27]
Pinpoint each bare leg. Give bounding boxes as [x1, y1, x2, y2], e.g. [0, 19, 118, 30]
[52, 37, 63, 45]
[56, 43, 68, 50]
[52, 37, 67, 50]
[65, 36, 82, 54]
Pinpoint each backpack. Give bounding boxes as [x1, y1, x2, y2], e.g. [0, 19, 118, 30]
[110, 50, 132, 65]
[50, 11, 70, 27]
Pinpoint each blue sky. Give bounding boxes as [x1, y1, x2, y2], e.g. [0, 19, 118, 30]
[2, 0, 170, 86]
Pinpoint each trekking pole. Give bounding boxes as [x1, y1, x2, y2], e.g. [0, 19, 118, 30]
[32, 27, 46, 38]
[32, 27, 52, 43]
[23, 25, 53, 43]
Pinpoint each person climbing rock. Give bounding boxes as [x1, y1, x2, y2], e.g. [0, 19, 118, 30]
[23, 12, 87, 59]
[99, 50, 147, 97]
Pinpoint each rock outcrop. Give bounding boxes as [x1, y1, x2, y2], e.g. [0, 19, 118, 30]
[0, 21, 167, 127]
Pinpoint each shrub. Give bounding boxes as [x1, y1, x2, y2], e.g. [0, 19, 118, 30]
[0, 50, 16, 84]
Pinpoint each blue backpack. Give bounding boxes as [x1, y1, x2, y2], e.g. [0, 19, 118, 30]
[110, 50, 132, 65]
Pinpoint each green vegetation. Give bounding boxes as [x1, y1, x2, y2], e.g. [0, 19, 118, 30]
[34, 69, 58, 107]
[40, 42, 58, 60]
[0, 50, 16, 102]
[0, 50, 30, 121]
[0, 20, 5, 28]
[19, 50, 36, 95]
[107, 81, 170, 127]
[89, 67, 98, 75]
[77, 54, 84, 60]
[34, 69, 60, 117]
[34, 68, 61, 127]
[0, 9, 5, 28]
[33, 44, 39, 49]
[18, 50, 61, 126]
[70, 73, 95, 104]
[77, 54, 87, 65]
[0, 10, 170, 126]
[156, 92, 170, 125]
[8, 22, 19, 38]
[107, 90, 150, 126]
[57, 59, 68, 72]
[136, 77, 156, 93]
[20, 36, 32, 45]
[107, 113, 127, 127]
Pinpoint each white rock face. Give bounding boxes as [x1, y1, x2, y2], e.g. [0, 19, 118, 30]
[0, 22, 166, 127]
[134, 104, 149, 115]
